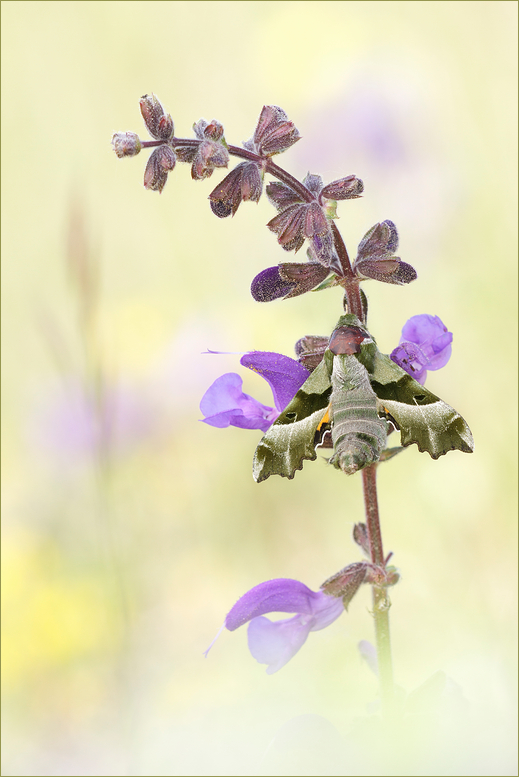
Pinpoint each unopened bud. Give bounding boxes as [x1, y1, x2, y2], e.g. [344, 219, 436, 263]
[157, 145, 176, 171]
[208, 162, 261, 217]
[251, 105, 301, 156]
[320, 562, 368, 609]
[112, 132, 142, 158]
[140, 94, 174, 140]
[204, 120, 224, 141]
[157, 113, 174, 141]
[353, 523, 370, 557]
[143, 147, 168, 192]
[321, 176, 364, 200]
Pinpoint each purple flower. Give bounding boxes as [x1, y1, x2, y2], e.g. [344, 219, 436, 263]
[200, 351, 309, 432]
[30, 379, 157, 464]
[390, 314, 453, 384]
[223, 579, 345, 674]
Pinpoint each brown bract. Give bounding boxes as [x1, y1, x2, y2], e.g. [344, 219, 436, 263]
[111, 132, 142, 158]
[209, 162, 262, 218]
[321, 175, 364, 200]
[246, 105, 301, 157]
[140, 94, 174, 141]
[143, 146, 176, 192]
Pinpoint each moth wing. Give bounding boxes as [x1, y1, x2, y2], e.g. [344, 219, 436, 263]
[365, 349, 474, 458]
[253, 357, 332, 482]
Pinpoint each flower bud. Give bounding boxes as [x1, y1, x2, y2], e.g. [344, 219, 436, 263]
[301, 173, 323, 197]
[175, 145, 198, 164]
[157, 113, 174, 141]
[320, 562, 369, 610]
[209, 162, 262, 218]
[192, 139, 230, 180]
[250, 266, 296, 302]
[353, 522, 370, 557]
[246, 105, 301, 157]
[250, 262, 329, 303]
[143, 147, 168, 192]
[353, 220, 417, 285]
[111, 132, 142, 158]
[321, 176, 364, 200]
[294, 335, 328, 371]
[157, 145, 176, 171]
[266, 181, 302, 212]
[267, 204, 306, 252]
[140, 94, 174, 140]
[193, 118, 225, 141]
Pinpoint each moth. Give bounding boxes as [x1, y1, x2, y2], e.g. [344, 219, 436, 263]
[253, 314, 473, 482]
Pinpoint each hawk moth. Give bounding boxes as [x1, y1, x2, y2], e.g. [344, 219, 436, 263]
[252, 314, 473, 482]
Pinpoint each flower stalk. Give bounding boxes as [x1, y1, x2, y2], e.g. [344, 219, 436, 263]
[112, 97, 473, 725]
[362, 464, 396, 715]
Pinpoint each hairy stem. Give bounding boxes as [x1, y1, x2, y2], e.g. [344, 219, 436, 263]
[362, 464, 395, 716]
[330, 222, 365, 321]
[142, 137, 319, 203]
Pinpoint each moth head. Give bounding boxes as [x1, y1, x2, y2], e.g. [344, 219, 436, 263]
[328, 325, 372, 356]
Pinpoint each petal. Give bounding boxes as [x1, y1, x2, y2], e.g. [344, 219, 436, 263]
[199, 373, 247, 415]
[423, 332, 453, 371]
[358, 640, 378, 676]
[307, 593, 345, 631]
[225, 578, 322, 631]
[200, 373, 276, 431]
[250, 266, 296, 302]
[247, 615, 312, 674]
[390, 342, 428, 384]
[239, 352, 309, 412]
[399, 315, 453, 372]
[400, 314, 447, 347]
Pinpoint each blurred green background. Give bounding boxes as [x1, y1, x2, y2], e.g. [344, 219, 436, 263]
[2, 2, 517, 774]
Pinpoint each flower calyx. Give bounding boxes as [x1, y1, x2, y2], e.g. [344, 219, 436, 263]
[353, 220, 417, 285]
[243, 105, 301, 158]
[176, 118, 230, 180]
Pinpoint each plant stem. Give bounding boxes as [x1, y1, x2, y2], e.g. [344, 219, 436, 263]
[329, 222, 365, 320]
[143, 137, 319, 203]
[362, 464, 395, 717]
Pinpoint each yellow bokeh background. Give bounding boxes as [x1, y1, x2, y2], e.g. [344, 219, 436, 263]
[2, 2, 517, 774]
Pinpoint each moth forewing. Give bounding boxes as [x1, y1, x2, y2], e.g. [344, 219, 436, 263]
[366, 350, 474, 458]
[329, 353, 388, 475]
[252, 357, 333, 482]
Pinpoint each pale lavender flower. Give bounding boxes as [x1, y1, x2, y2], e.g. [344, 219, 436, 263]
[31, 380, 156, 463]
[213, 578, 344, 674]
[200, 351, 309, 432]
[390, 314, 453, 384]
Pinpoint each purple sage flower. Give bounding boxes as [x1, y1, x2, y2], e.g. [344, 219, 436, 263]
[200, 351, 309, 432]
[209, 578, 344, 674]
[390, 314, 453, 384]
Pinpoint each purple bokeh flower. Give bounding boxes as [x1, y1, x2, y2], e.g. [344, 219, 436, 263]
[200, 351, 309, 432]
[217, 579, 344, 674]
[31, 379, 157, 464]
[390, 314, 453, 384]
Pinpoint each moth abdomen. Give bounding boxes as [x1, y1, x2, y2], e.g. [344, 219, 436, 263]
[329, 354, 387, 475]
[329, 436, 381, 475]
